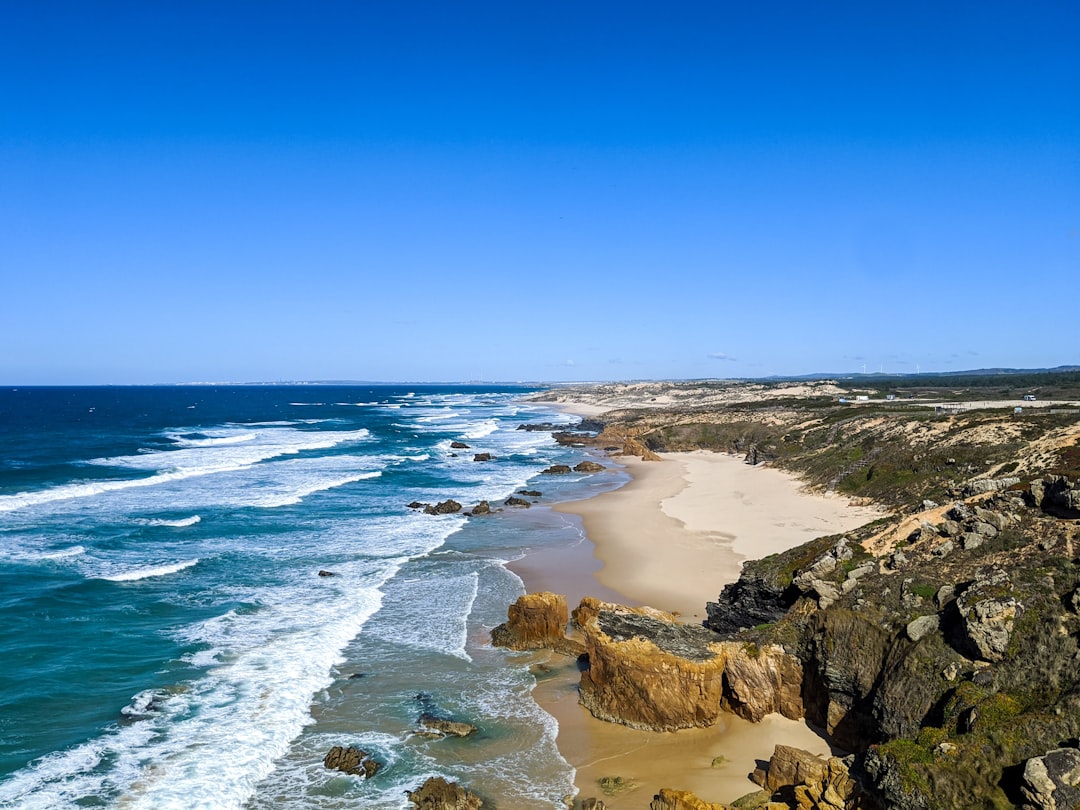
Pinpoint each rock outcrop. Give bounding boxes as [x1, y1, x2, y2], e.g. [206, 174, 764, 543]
[472, 452, 494, 462]
[406, 776, 484, 809]
[1020, 747, 1080, 810]
[491, 592, 569, 651]
[416, 712, 477, 738]
[719, 642, 804, 723]
[424, 500, 462, 515]
[541, 464, 573, 474]
[649, 789, 731, 810]
[954, 569, 1021, 662]
[574, 598, 727, 731]
[574, 460, 606, 472]
[323, 746, 381, 778]
[752, 745, 863, 810]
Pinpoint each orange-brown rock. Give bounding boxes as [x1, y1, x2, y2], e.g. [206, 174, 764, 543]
[718, 642, 804, 722]
[573, 598, 727, 731]
[491, 592, 568, 651]
[649, 788, 731, 810]
[751, 745, 864, 810]
[621, 436, 662, 461]
[572, 598, 805, 732]
[406, 776, 483, 809]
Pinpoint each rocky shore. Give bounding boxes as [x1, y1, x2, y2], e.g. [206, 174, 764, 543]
[499, 380, 1080, 810]
[371, 378, 1080, 809]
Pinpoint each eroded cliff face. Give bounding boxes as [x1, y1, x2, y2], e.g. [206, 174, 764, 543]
[720, 641, 804, 723]
[574, 598, 727, 731]
[571, 597, 805, 732]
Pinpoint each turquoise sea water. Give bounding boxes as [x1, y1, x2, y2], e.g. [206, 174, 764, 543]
[0, 386, 624, 809]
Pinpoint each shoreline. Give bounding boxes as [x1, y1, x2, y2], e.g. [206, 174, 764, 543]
[508, 435, 883, 807]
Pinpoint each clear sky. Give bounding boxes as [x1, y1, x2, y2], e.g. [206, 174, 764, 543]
[2, 1, 1077, 384]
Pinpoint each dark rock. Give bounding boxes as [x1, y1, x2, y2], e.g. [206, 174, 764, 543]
[407, 501, 428, 510]
[517, 422, 568, 432]
[424, 500, 462, 515]
[318, 570, 335, 577]
[518, 490, 542, 497]
[744, 444, 776, 465]
[503, 496, 531, 508]
[470, 500, 491, 515]
[573, 461, 605, 473]
[450, 441, 470, 449]
[417, 712, 477, 738]
[541, 464, 573, 474]
[472, 453, 494, 462]
[947, 502, 973, 522]
[406, 776, 483, 809]
[323, 745, 381, 778]
[1067, 586, 1080, 614]
[706, 568, 792, 637]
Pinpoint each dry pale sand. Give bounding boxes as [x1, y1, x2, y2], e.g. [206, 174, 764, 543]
[510, 448, 884, 807]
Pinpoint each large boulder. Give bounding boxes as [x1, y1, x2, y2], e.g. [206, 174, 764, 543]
[648, 789, 730, 810]
[416, 712, 477, 738]
[963, 477, 1020, 496]
[751, 745, 861, 810]
[323, 746, 381, 778]
[573, 598, 727, 731]
[406, 776, 483, 809]
[955, 570, 1021, 662]
[574, 460, 606, 473]
[491, 592, 569, 651]
[424, 500, 462, 515]
[1020, 747, 1080, 810]
[541, 464, 573, 474]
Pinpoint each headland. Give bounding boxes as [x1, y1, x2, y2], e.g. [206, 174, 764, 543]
[491, 372, 1080, 810]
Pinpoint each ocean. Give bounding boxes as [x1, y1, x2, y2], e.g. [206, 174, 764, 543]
[0, 385, 625, 809]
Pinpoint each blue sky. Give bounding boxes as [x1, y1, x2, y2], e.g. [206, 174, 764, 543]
[2, 1, 1077, 384]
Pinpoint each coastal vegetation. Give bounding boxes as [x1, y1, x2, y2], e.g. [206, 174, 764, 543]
[516, 375, 1080, 809]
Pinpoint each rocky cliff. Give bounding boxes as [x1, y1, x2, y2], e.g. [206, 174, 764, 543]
[708, 477, 1080, 809]
[572, 597, 804, 730]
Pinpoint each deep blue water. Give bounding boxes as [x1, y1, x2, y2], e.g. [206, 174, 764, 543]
[0, 385, 622, 809]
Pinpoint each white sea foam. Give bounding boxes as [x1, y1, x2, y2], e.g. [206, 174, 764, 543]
[7, 545, 87, 562]
[99, 559, 199, 582]
[0, 558, 407, 809]
[365, 571, 478, 661]
[247, 471, 381, 508]
[170, 432, 257, 448]
[0, 427, 370, 513]
[138, 515, 201, 528]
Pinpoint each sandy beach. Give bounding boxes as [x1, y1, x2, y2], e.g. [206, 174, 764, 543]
[509, 447, 884, 808]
